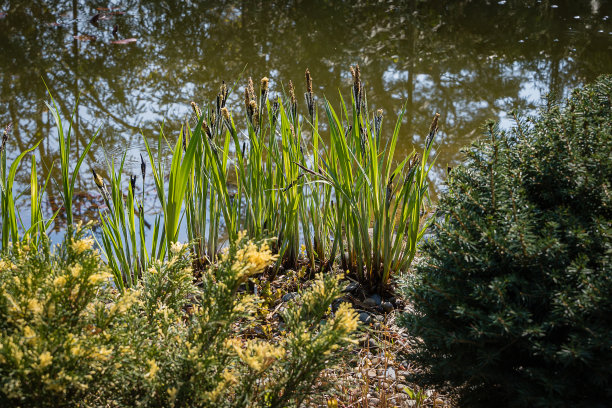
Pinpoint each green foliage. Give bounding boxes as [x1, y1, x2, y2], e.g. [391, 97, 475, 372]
[400, 76, 612, 407]
[314, 69, 434, 291]
[2, 69, 432, 294]
[95, 153, 158, 290]
[0, 123, 55, 250]
[45, 90, 97, 228]
[95, 69, 433, 292]
[0, 137, 40, 248]
[0, 228, 357, 407]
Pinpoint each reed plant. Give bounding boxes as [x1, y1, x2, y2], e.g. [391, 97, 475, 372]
[0, 123, 55, 249]
[185, 103, 222, 267]
[300, 72, 337, 273]
[144, 67, 434, 290]
[0, 129, 38, 248]
[23, 154, 57, 246]
[308, 66, 435, 292]
[93, 153, 157, 290]
[142, 122, 201, 254]
[45, 91, 97, 228]
[4, 68, 435, 294]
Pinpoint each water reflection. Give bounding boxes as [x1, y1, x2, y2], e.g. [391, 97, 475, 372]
[0, 0, 611, 235]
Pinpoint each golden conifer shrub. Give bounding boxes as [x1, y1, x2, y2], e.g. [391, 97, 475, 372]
[0, 229, 357, 407]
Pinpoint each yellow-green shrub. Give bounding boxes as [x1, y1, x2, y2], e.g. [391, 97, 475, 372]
[0, 228, 357, 407]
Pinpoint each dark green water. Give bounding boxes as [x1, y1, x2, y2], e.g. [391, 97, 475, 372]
[1, 0, 611, 236]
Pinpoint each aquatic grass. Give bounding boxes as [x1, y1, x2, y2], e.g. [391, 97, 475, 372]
[185, 93, 241, 266]
[177, 68, 435, 285]
[45, 90, 98, 227]
[311, 76, 435, 292]
[142, 120, 201, 254]
[2, 68, 435, 294]
[185, 107, 222, 266]
[0, 124, 42, 248]
[184, 80, 236, 266]
[203, 107, 240, 246]
[98, 117, 202, 289]
[299, 71, 337, 273]
[23, 154, 57, 245]
[94, 153, 154, 290]
[276, 102, 304, 268]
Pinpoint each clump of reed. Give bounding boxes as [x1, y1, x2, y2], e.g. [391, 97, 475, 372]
[0, 86, 96, 250]
[307, 64, 435, 291]
[1, 67, 436, 294]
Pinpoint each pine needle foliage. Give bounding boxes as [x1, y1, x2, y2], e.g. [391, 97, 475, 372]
[400, 76, 612, 407]
[0, 228, 357, 407]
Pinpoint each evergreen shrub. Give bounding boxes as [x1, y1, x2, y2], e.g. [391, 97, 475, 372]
[401, 76, 612, 407]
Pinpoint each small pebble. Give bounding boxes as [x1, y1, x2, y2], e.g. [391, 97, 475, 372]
[359, 312, 372, 324]
[385, 367, 396, 380]
[363, 297, 378, 308]
[368, 338, 378, 350]
[381, 301, 393, 313]
[281, 292, 298, 302]
[342, 281, 360, 293]
[331, 297, 348, 312]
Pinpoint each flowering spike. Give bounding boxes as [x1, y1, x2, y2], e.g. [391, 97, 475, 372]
[289, 80, 297, 120]
[0, 122, 11, 155]
[426, 113, 440, 150]
[305, 68, 315, 120]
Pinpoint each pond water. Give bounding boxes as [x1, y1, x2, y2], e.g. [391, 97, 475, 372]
[1, 0, 611, 241]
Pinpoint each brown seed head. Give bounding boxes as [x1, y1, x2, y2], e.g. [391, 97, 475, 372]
[305, 68, 312, 95]
[351, 64, 361, 93]
[202, 116, 211, 138]
[351, 64, 361, 84]
[249, 100, 258, 113]
[0, 123, 11, 154]
[221, 107, 230, 121]
[190, 101, 201, 119]
[247, 77, 255, 101]
[289, 80, 296, 105]
[219, 81, 228, 107]
[130, 175, 137, 192]
[244, 88, 250, 111]
[92, 169, 104, 189]
[140, 154, 146, 180]
[376, 109, 383, 118]
[409, 153, 420, 171]
[426, 113, 440, 149]
[261, 77, 269, 92]
[429, 113, 440, 135]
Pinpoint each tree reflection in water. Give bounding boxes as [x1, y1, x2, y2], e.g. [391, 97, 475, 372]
[0, 0, 610, 236]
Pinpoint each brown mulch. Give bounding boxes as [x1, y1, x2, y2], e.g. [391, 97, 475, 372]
[246, 267, 455, 408]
